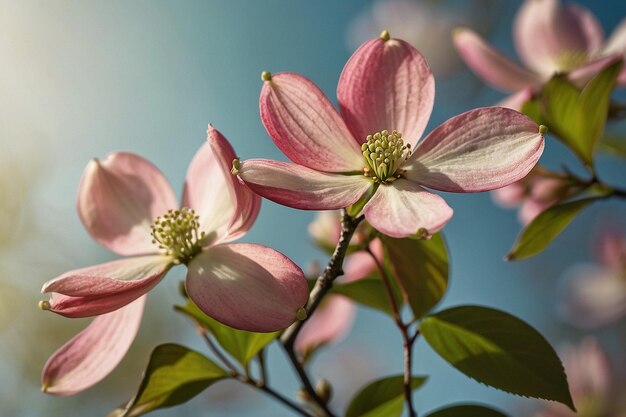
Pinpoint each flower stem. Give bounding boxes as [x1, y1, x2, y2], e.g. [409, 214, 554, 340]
[199, 328, 313, 417]
[366, 247, 418, 417]
[279, 210, 364, 417]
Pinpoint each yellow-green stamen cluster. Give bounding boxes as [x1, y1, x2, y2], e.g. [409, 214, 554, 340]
[361, 130, 410, 183]
[150, 208, 205, 264]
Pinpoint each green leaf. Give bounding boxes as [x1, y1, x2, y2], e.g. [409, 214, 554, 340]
[541, 61, 622, 166]
[345, 375, 427, 417]
[175, 301, 278, 365]
[506, 197, 599, 260]
[382, 233, 449, 319]
[425, 404, 509, 417]
[332, 278, 400, 315]
[420, 306, 574, 410]
[520, 97, 541, 124]
[113, 343, 229, 417]
[599, 134, 626, 157]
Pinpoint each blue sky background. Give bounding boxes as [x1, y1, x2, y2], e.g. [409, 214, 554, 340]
[2, 1, 626, 416]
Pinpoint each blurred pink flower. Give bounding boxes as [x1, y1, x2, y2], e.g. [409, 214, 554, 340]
[454, 0, 626, 109]
[39, 126, 308, 396]
[558, 228, 626, 329]
[308, 210, 369, 251]
[491, 168, 578, 225]
[346, 0, 493, 77]
[236, 33, 545, 238]
[533, 338, 611, 417]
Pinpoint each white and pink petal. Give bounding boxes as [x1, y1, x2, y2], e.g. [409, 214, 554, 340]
[186, 243, 309, 333]
[405, 107, 544, 193]
[454, 28, 543, 92]
[260, 72, 363, 172]
[558, 264, 626, 329]
[237, 159, 373, 210]
[42, 296, 146, 396]
[78, 153, 178, 256]
[41, 255, 171, 318]
[514, 0, 604, 75]
[182, 126, 261, 245]
[363, 180, 453, 238]
[338, 35, 435, 148]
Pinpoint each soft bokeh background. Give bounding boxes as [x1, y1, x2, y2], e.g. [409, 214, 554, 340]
[2, 0, 626, 416]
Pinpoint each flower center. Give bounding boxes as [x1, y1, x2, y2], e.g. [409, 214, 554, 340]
[361, 130, 410, 184]
[150, 207, 205, 264]
[553, 50, 589, 72]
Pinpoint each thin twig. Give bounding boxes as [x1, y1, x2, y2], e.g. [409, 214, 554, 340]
[279, 210, 364, 417]
[198, 328, 313, 417]
[366, 248, 418, 417]
[257, 349, 268, 385]
[199, 328, 239, 376]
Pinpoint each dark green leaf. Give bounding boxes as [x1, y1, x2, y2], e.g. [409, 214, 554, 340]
[331, 278, 400, 315]
[425, 404, 509, 417]
[114, 343, 229, 417]
[420, 306, 574, 410]
[175, 301, 278, 365]
[541, 61, 622, 166]
[382, 233, 448, 319]
[345, 375, 427, 417]
[506, 197, 600, 260]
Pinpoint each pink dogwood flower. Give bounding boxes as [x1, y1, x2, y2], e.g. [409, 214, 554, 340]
[235, 31, 545, 237]
[558, 228, 626, 329]
[39, 126, 308, 396]
[491, 167, 580, 225]
[454, 0, 626, 109]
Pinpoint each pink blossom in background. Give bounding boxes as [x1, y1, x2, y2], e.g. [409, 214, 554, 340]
[533, 338, 611, 417]
[235, 33, 545, 238]
[454, 0, 626, 109]
[491, 168, 579, 225]
[346, 0, 497, 77]
[558, 228, 626, 329]
[39, 126, 308, 396]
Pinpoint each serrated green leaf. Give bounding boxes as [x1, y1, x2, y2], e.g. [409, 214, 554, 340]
[541, 61, 622, 166]
[420, 306, 574, 410]
[175, 301, 278, 365]
[345, 375, 427, 417]
[382, 233, 448, 320]
[113, 343, 229, 417]
[506, 197, 600, 260]
[331, 278, 400, 315]
[425, 404, 509, 417]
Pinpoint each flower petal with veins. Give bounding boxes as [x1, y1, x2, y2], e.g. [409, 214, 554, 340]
[363, 180, 453, 237]
[237, 159, 372, 210]
[405, 107, 544, 192]
[78, 153, 178, 256]
[42, 255, 172, 318]
[42, 296, 146, 396]
[338, 36, 435, 148]
[260, 72, 363, 172]
[186, 244, 309, 333]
